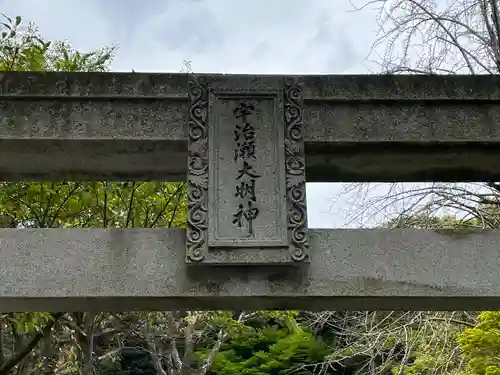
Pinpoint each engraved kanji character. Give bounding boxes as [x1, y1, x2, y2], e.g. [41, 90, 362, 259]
[236, 161, 260, 180]
[241, 122, 255, 140]
[232, 201, 259, 235]
[235, 179, 257, 201]
[234, 122, 256, 141]
[233, 102, 255, 119]
[234, 140, 256, 161]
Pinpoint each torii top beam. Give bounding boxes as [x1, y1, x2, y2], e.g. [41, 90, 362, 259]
[0, 72, 499, 182]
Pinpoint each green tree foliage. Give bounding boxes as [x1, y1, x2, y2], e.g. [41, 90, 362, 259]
[458, 312, 500, 375]
[383, 213, 484, 230]
[197, 313, 330, 375]
[0, 13, 188, 375]
[0, 13, 115, 71]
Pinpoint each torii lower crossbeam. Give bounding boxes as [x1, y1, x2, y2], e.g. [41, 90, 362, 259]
[0, 228, 498, 312]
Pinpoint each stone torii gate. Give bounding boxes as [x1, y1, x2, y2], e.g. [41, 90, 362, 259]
[0, 72, 499, 312]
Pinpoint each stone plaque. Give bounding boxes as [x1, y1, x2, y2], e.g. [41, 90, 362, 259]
[186, 76, 309, 265]
[208, 92, 287, 247]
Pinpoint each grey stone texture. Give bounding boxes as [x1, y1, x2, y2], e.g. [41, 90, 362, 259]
[207, 93, 287, 249]
[186, 77, 308, 266]
[1, 72, 500, 181]
[0, 228, 498, 312]
[1, 71, 499, 311]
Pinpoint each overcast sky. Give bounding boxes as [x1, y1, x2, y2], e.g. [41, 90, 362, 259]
[0, 0, 403, 228]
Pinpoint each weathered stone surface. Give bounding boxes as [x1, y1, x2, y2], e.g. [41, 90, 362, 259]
[207, 93, 287, 248]
[2, 72, 499, 312]
[1, 72, 500, 182]
[3, 71, 500, 100]
[0, 99, 187, 139]
[0, 228, 499, 311]
[186, 77, 308, 265]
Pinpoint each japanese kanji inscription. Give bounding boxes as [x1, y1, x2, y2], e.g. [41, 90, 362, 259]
[232, 101, 260, 236]
[186, 76, 309, 265]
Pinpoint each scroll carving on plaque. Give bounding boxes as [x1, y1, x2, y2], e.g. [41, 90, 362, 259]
[186, 77, 209, 263]
[284, 78, 309, 262]
[186, 75, 309, 265]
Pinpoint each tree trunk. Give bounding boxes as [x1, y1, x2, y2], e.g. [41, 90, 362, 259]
[83, 313, 95, 375]
[0, 313, 63, 375]
[41, 334, 53, 374]
[71, 312, 95, 375]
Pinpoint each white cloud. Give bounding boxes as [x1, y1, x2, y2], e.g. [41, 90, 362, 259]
[110, 0, 380, 73]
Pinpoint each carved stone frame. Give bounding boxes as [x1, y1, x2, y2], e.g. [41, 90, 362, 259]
[186, 76, 309, 265]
